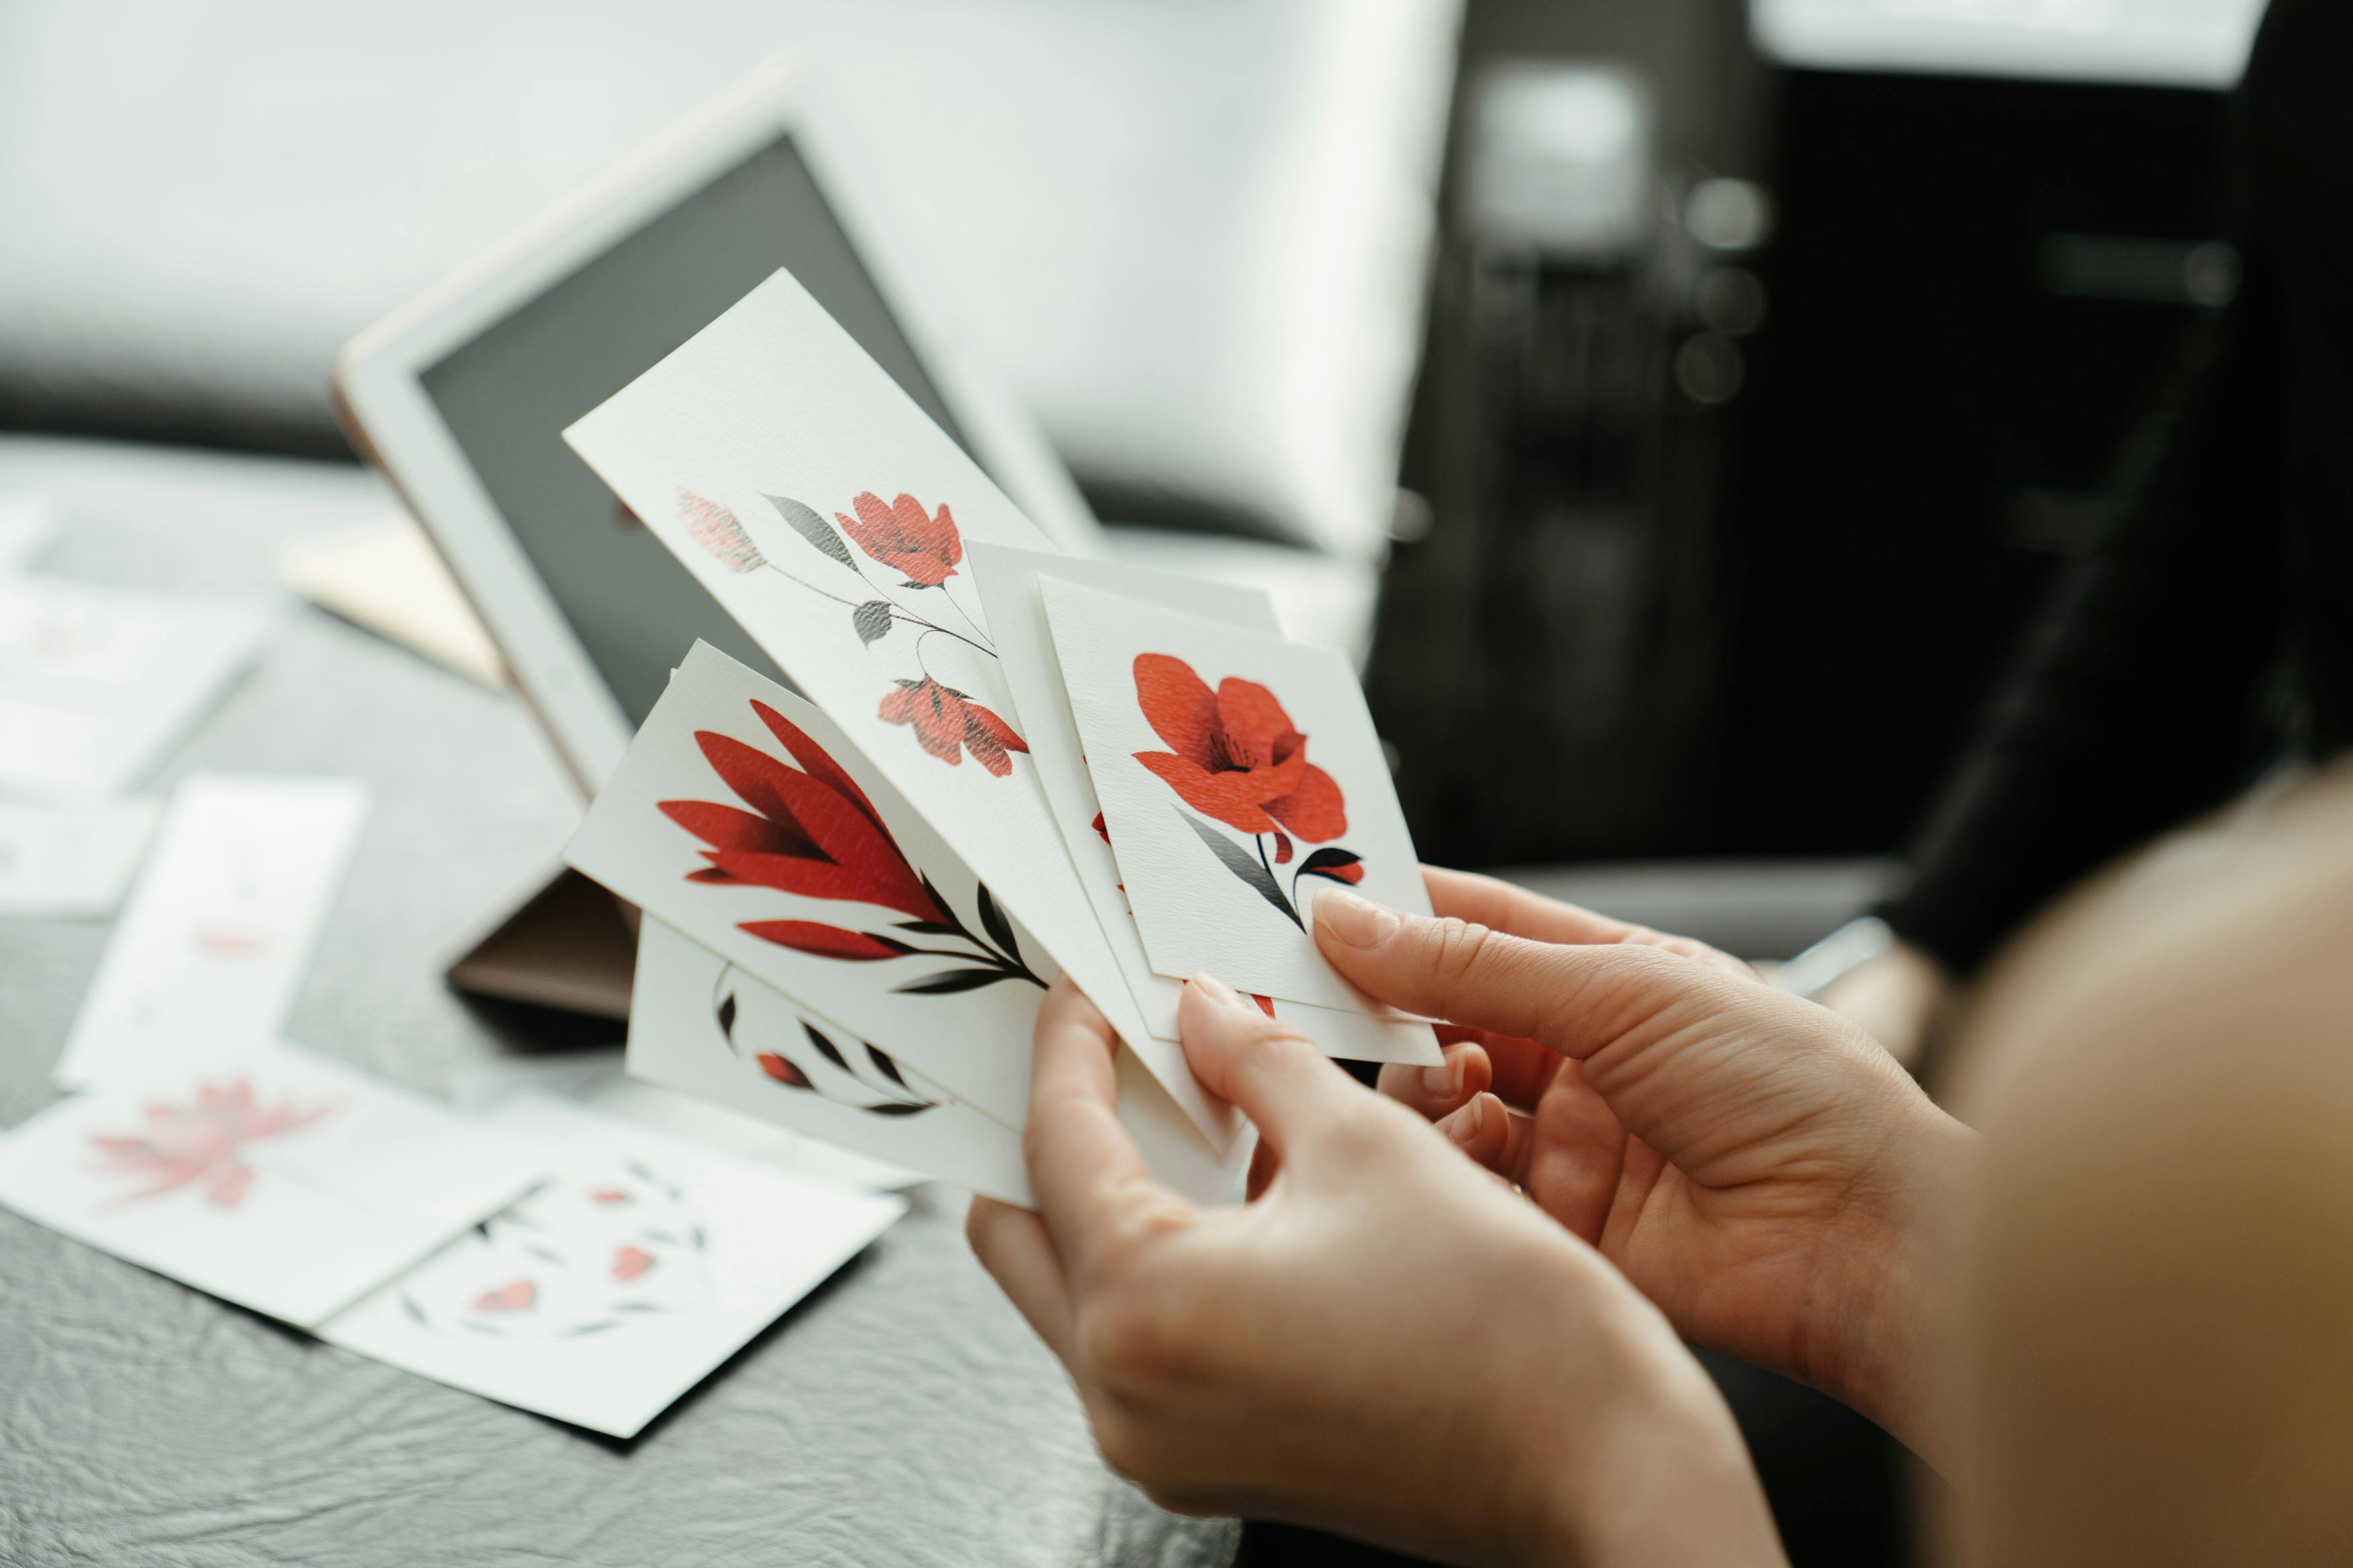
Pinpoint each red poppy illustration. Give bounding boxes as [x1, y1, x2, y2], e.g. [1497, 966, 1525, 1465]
[835, 491, 963, 587]
[878, 677, 1028, 776]
[473, 1279, 537, 1313]
[674, 489, 1021, 778]
[87, 1077, 333, 1208]
[665, 701, 1043, 993]
[1128, 654, 1366, 927]
[612, 1245, 655, 1283]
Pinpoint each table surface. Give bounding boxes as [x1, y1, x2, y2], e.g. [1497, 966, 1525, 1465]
[0, 434, 1231, 1568]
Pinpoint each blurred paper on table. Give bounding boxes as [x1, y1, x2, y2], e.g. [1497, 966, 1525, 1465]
[629, 916, 1032, 1208]
[54, 774, 370, 1085]
[279, 515, 505, 688]
[0, 796, 161, 917]
[0, 1038, 552, 1329]
[0, 495, 58, 571]
[0, 575, 276, 797]
[322, 1093, 905, 1438]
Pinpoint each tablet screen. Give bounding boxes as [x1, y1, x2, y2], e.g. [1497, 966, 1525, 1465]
[419, 134, 971, 725]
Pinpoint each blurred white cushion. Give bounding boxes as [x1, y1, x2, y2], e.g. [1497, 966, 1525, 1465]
[1101, 525, 1384, 666]
[0, 0, 1460, 556]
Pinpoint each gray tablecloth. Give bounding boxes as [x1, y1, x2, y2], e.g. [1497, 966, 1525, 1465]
[0, 435, 1232, 1567]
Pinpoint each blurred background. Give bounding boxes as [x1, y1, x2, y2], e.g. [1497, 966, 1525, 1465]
[0, 2, 2274, 1563]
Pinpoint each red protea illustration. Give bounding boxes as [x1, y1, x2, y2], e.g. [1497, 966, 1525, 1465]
[87, 1076, 333, 1207]
[664, 701, 1043, 993]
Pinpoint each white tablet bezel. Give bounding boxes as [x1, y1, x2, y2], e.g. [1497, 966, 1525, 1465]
[335, 55, 1098, 796]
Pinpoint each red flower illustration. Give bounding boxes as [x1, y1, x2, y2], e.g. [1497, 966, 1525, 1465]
[87, 1077, 333, 1207]
[612, 1245, 656, 1283]
[878, 677, 1029, 776]
[1131, 655, 1347, 842]
[756, 1053, 811, 1088]
[661, 700, 945, 924]
[835, 491, 962, 586]
[473, 1280, 536, 1313]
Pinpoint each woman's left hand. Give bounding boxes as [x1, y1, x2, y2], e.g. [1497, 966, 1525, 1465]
[966, 976, 1783, 1568]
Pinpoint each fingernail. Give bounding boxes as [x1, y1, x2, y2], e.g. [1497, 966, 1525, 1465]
[1315, 889, 1400, 949]
[1421, 1055, 1462, 1101]
[1448, 1095, 1486, 1147]
[1189, 972, 1252, 1012]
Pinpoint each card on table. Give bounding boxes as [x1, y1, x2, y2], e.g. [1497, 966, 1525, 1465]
[0, 575, 276, 797]
[0, 795, 161, 917]
[321, 1093, 905, 1438]
[559, 269, 1183, 1133]
[53, 774, 370, 1086]
[628, 915, 1033, 1208]
[0, 1038, 552, 1328]
[1045, 578, 1437, 1020]
[0, 494, 58, 570]
[565, 641, 1045, 1134]
[967, 543, 1439, 1070]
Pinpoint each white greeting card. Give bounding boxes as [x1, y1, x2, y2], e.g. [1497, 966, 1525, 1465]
[566, 642, 1044, 1132]
[54, 774, 370, 1085]
[0, 1039, 552, 1328]
[0, 796, 161, 917]
[559, 270, 1168, 1109]
[0, 575, 276, 798]
[968, 543, 1438, 1069]
[628, 915, 1033, 1208]
[321, 1094, 905, 1438]
[1046, 579, 1435, 1022]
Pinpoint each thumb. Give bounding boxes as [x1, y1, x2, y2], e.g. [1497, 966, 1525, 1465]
[1312, 887, 1888, 1175]
[1312, 886, 1732, 1058]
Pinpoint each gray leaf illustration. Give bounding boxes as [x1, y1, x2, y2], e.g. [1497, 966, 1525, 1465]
[764, 494, 855, 569]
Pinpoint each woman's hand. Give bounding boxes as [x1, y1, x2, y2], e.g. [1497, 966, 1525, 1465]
[968, 977, 1784, 1568]
[1318, 869, 1972, 1462]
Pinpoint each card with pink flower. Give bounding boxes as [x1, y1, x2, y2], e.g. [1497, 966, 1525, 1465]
[0, 1039, 551, 1327]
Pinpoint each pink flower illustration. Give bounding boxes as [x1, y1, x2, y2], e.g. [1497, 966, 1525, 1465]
[87, 1077, 334, 1208]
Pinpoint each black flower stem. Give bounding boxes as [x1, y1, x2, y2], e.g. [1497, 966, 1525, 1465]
[1257, 833, 1300, 922]
[843, 557, 995, 659]
[764, 565, 995, 659]
[918, 901, 1047, 989]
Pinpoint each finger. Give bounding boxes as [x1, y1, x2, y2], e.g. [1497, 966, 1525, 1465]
[965, 1196, 1074, 1356]
[1477, 1031, 1560, 1111]
[1521, 1061, 1628, 1247]
[1422, 866, 1755, 981]
[1025, 978, 1189, 1279]
[1179, 973, 1366, 1161]
[1245, 1135, 1281, 1201]
[1315, 888, 1752, 1065]
[1434, 1091, 1533, 1182]
[1375, 1038, 1490, 1120]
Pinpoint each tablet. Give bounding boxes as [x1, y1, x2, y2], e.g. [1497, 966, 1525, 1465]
[336, 57, 1099, 794]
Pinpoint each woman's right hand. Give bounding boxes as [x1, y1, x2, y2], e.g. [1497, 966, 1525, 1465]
[1314, 869, 1973, 1462]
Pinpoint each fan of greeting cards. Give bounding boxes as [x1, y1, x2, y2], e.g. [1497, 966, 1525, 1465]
[562, 272, 1443, 1204]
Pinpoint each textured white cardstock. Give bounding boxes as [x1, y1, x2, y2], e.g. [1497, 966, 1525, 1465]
[1047, 579, 1436, 1020]
[565, 642, 1044, 1132]
[0, 495, 58, 569]
[0, 1038, 553, 1328]
[321, 1093, 904, 1438]
[627, 915, 1033, 1208]
[968, 543, 1438, 1069]
[0, 796, 161, 917]
[53, 775, 370, 1086]
[0, 575, 276, 798]
[559, 270, 1173, 1123]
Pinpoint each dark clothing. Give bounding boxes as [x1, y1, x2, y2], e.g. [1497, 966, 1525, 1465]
[1879, 0, 2353, 973]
